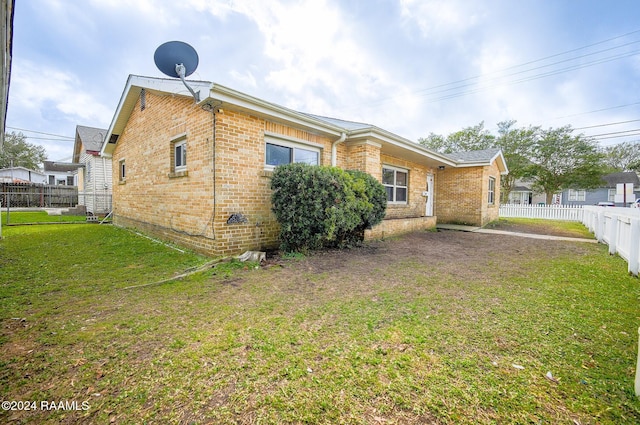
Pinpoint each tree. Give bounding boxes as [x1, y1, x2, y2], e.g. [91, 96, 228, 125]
[0, 132, 47, 170]
[529, 126, 605, 204]
[446, 121, 495, 152]
[602, 141, 640, 172]
[418, 121, 495, 153]
[495, 120, 539, 203]
[418, 132, 448, 152]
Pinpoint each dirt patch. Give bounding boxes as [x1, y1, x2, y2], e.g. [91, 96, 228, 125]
[268, 228, 594, 291]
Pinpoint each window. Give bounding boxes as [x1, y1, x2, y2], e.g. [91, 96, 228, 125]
[119, 159, 126, 182]
[608, 188, 615, 202]
[382, 166, 408, 204]
[568, 189, 585, 202]
[174, 140, 187, 172]
[488, 177, 496, 205]
[66, 176, 74, 186]
[264, 137, 320, 169]
[48, 175, 55, 185]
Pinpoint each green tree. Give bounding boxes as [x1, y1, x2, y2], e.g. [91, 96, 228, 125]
[602, 141, 640, 172]
[418, 122, 495, 153]
[418, 132, 447, 152]
[495, 120, 539, 203]
[0, 132, 47, 170]
[529, 126, 605, 204]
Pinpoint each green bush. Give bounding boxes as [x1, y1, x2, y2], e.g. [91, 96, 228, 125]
[270, 164, 387, 252]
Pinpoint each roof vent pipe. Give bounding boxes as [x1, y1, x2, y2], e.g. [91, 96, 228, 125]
[331, 132, 347, 167]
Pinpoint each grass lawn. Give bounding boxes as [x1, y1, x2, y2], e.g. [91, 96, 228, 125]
[1, 219, 639, 424]
[2, 211, 87, 225]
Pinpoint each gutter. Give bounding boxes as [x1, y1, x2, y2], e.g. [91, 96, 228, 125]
[331, 132, 347, 167]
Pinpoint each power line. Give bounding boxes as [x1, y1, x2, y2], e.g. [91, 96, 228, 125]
[574, 119, 640, 130]
[338, 28, 640, 112]
[6, 126, 74, 140]
[554, 101, 640, 119]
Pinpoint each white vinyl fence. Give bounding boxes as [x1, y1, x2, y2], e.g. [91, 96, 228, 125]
[582, 206, 640, 276]
[500, 204, 584, 221]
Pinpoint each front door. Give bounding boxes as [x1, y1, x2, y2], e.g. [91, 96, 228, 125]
[425, 173, 434, 216]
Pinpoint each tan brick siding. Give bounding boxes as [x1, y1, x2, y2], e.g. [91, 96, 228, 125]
[435, 164, 501, 226]
[112, 90, 493, 255]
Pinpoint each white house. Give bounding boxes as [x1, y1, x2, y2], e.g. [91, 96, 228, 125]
[43, 161, 77, 186]
[72, 125, 112, 214]
[0, 166, 46, 184]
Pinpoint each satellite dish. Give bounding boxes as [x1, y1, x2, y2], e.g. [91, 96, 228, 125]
[153, 41, 200, 101]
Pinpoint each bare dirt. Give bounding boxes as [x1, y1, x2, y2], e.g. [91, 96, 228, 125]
[264, 224, 596, 285]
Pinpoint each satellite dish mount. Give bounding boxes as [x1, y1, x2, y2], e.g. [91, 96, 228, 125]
[154, 41, 200, 102]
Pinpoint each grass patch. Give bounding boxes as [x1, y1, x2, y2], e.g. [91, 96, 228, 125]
[1, 223, 639, 424]
[2, 211, 88, 225]
[486, 217, 594, 238]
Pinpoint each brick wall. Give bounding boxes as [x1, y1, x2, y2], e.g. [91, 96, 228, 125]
[112, 90, 492, 256]
[435, 164, 501, 226]
[112, 90, 218, 254]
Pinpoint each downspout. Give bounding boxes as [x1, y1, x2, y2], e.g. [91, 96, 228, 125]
[331, 132, 347, 167]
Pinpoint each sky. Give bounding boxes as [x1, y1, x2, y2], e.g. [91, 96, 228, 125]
[5, 0, 640, 162]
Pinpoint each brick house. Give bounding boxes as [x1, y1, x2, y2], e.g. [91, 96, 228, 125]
[101, 75, 507, 256]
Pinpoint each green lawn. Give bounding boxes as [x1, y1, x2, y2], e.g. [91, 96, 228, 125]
[2, 211, 87, 225]
[1, 220, 639, 424]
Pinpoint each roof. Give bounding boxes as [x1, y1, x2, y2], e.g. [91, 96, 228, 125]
[601, 171, 640, 187]
[101, 74, 507, 172]
[43, 161, 82, 172]
[76, 125, 107, 152]
[444, 148, 508, 174]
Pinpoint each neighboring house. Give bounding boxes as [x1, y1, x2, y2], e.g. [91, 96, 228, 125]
[43, 161, 77, 186]
[101, 75, 508, 256]
[72, 125, 112, 214]
[561, 171, 640, 206]
[0, 166, 46, 184]
[507, 179, 547, 205]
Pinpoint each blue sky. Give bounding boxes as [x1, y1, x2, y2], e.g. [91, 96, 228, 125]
[6, 0, 640, 161]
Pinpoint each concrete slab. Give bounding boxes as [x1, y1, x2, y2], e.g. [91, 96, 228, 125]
[436, 224, 597, 243]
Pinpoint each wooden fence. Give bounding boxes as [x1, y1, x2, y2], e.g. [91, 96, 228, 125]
[0, 183, 78, 208]
[499, 204, 584, 221]
[582, 206, 640, 276]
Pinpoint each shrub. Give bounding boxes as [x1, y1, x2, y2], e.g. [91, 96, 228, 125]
[270, 164, 387, 252]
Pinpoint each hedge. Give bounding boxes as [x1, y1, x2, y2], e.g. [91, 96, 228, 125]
[270, 163, 387, 252]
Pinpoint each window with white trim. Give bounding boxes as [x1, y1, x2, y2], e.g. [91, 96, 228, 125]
[568, 189, 585, 202]
[382, 166, 408, 204]
[265, 137, 320, 168]
[119, 159, 126, 182]
[607, 188, 615, 202]
[488, 177, 496, 205]
[171, 135, 187, 177]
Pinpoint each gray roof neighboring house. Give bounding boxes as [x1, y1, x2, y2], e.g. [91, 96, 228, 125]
[43, 161, 83, 172]
[76, 125, 107, 153]
[601, 171, 640, 187]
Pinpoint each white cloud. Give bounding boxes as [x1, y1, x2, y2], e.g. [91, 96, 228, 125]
[399, 0, 483, 39]
[10, 59, 113, 126]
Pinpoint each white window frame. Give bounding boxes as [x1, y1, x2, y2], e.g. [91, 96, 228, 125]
[568, 189, 586, 202]
[488, 176, 496, 205]
[119, 158, 126, 182]
[264, 134, 321, 170]
[382, 165, 409, 205]
[607, 188, 615, 202]
[173, 137, 187, 173]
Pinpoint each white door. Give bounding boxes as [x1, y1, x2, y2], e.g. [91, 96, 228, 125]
[425, 173, 434, 216]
